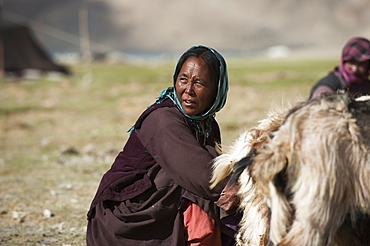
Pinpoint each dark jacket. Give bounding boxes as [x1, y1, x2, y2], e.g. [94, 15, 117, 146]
[309, 72, 370, 99]
[309, 72, 346, 99]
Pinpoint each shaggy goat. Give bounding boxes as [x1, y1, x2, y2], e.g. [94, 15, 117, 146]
[212, 94, 370, 246]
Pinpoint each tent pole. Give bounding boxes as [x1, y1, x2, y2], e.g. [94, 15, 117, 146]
[0, 0, 4, 80]
[79, 3, 92, 83]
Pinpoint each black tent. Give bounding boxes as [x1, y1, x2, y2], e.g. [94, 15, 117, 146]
[0, 23, 70, 75]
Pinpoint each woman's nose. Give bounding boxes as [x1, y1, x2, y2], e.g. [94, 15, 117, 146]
[185, 83, 194, 94]
[350, 64, 359, 73]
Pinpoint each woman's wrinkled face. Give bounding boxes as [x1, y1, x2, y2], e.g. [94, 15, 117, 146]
[175, 57, 218, 116]
[344, 60, 370, 76]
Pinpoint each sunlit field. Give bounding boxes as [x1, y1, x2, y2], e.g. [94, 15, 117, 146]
[0, 57, 336, 245]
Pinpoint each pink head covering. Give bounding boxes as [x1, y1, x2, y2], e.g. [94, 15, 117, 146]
[337, 37, 370, 86]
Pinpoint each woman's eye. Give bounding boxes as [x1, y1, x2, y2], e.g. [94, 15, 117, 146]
[194, 81, 204, 88]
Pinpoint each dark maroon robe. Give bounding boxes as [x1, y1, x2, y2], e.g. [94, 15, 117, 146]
[86, 99, 234, 246]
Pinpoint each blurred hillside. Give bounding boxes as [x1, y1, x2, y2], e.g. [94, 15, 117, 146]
[3, 0, 370, 58]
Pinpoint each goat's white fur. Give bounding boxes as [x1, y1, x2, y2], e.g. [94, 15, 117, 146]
[212, 106, 287, 246]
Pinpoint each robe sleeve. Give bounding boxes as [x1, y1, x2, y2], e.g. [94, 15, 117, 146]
[136, 107, 225, 201]
[310, 85, 335, 100]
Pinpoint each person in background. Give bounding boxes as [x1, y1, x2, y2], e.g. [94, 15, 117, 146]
[309, 37, 370, 100]
[86, 45, 239, 246]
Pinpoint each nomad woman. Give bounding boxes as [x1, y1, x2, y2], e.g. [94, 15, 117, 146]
[309, 37, 370, 99]
[86, 45, 238, 245]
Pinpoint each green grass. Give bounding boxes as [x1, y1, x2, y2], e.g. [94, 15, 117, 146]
[228, 58, 336, 87]
[0, 57, 337, 245]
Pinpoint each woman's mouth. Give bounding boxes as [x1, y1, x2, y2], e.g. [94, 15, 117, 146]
[183, 99, 196, 107]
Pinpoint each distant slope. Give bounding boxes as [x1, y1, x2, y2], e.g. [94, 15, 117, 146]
[4, 0, 370, 55]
